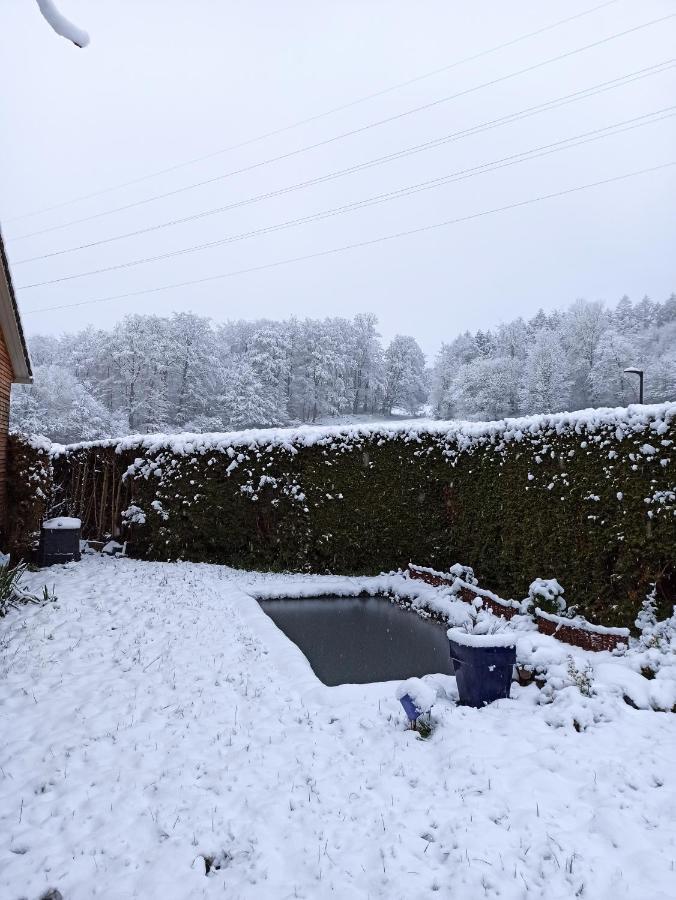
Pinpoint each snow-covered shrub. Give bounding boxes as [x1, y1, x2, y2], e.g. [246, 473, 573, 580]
[0, 559, 56, 617]
[448, 562, 478, 586]
[458, 598, 507, 635]
[121, 505, 147, 526]
[636, 588, 659, 644]
[0, 561, 27, 617]
[636, 587, 676, 653]
[566, 656, 594, 698]
[528, 578, 567, 616]
[4, 433, 53, 560]
[52, 403, 676, 626]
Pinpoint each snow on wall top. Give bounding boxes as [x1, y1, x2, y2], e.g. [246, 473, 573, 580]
[52, 402, 676, 459]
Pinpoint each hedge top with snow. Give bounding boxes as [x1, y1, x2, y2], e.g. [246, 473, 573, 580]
[40, 400, 675, 626]
[52, 401, 676, 461]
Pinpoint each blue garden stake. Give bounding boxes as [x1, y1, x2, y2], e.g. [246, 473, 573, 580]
[399, 693, 422, 725]
[396, 678, 436, 730]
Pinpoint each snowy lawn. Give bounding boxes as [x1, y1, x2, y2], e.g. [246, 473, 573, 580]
[1, 556, 675, 900]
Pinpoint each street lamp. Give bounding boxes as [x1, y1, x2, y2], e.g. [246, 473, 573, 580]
[624, 367, 644, 404]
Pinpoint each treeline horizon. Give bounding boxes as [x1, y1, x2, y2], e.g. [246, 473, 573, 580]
[10, 291, 676, 444]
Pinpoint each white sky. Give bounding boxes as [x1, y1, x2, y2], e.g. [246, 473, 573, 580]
[1, 0, 675, 358]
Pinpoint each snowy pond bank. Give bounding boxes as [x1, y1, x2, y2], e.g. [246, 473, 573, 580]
[1, 555, 675, 899]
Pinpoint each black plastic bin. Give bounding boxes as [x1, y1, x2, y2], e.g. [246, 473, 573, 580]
[37, 517, 81, 567]
[448, 633, 516, 708]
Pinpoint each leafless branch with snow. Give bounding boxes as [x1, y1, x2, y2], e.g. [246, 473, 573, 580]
[36, 0, 90, 48]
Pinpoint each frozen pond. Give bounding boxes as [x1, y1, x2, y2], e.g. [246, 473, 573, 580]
[258, 595, 454, 685]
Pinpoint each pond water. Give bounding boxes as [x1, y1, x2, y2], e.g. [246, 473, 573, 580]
[258, 595, 454, 685]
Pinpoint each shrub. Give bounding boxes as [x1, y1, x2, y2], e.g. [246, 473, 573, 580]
[5, 433, 53, 560]
[53, 404, 676, 626]
[528, 578, 567, 615]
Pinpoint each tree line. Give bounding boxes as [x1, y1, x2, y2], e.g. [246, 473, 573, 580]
[11, 313, 426, 442]
[10, 293, 675, 443]
[430, 293, 676, 420]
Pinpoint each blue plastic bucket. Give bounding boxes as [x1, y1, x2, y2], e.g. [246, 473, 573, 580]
[448, 638, 516, 708]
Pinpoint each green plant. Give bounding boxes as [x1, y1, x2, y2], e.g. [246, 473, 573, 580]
[566, 656, 594, 697]
[529, 578, 567, 616]
[0, 561, 56, 617]
[51, 406, 676, 627]
[415, 716, 433, 739]
[459, 598, 508, 634]
[5, 433, 54, 561]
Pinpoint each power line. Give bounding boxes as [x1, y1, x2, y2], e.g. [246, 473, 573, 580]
[21, 160, 676, 316]
[16, 107, 676, 291]
[6, 0, 622, 224]
[14, 59, 676, 266]
[9, 10, 675, 244]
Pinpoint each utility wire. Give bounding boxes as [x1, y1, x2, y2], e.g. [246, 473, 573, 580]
[6, 0, 622, 224]
[22, 161, 675, 316]
[17, 111, 675, 291]
[14, 59, 676, 266]
[9, 10, 675, 244]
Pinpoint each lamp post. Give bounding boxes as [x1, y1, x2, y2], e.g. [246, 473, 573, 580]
[623, 367, 644, 404]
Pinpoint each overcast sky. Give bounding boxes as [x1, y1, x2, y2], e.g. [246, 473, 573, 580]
[1, 0, 675, 357]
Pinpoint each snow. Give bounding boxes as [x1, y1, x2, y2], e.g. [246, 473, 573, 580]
[535, 608, 630, 637]
[394, 677, 437, 713]
[528, 577, 566, 609]
[12, 298, 676, 442]
[447, 628, 518, 648]
[53, 400, 676, 459]
[36, 0, 90, 48]
[1, 556, 675, 899]
[454, 577, 523, 612]
[42, 515, 81, 530]
[101, 540, 124, 555]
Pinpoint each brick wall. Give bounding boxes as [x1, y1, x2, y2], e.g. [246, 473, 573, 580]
[0, 327, 13, 529]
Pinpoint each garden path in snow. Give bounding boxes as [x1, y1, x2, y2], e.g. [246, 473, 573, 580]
[1, 556, 674, 899]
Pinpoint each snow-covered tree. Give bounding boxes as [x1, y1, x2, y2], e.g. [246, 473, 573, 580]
[347, 313, 384, 414]
[562, 299, 608, 408]
[448, 356, 522, 420]
[12, 292, 676, 443]
[495, 318, 529, 361]
[429, 343, 457, 419]
[382, 335, 427, 415]
[220, 360, 280, 430]
[589, 331, 637, 406]
[10, 365, 120, 443]
[168, 313, 219, 427]
[244, 323, 293, 424]
[520, 330, 571, 414]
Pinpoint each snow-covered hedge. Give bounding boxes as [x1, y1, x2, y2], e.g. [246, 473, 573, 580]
[5, 433, 53, 559]
[52, 403, 676, 626]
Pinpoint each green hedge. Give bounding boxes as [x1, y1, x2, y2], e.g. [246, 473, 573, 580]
[54, 405, 676, 626]
[5, 433, 53, 560]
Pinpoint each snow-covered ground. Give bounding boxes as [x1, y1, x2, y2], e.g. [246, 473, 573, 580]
[1, 556, 675, 899]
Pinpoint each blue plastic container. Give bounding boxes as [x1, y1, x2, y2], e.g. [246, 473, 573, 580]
[448, 638, 516, 708]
